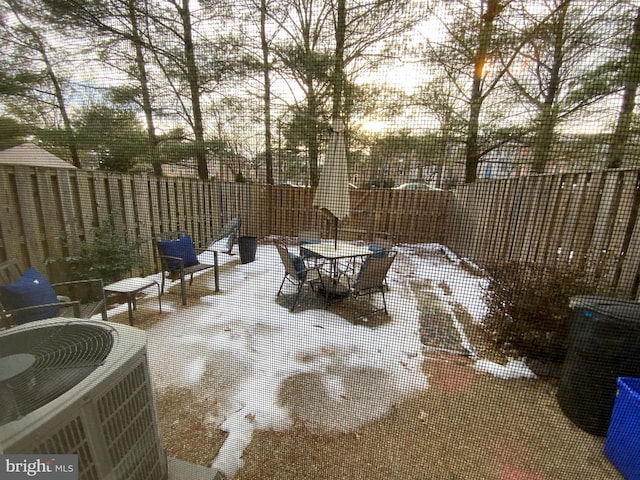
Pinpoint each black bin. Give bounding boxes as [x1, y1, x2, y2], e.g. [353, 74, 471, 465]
[557, 296, 640, 435]
[238, 236, 257, 264]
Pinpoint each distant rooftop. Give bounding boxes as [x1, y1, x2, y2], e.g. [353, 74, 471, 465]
[0, 143, 76, 169]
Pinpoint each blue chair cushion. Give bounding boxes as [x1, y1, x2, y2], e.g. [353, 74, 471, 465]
[158, 235, 200, 271]
[0, 268, 60, 324]
[290, 254, 307, 281]
[368, 244, 386, 258]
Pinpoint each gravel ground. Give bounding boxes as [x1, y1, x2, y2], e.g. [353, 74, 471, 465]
[108, 289, 623, 480]
[234, 355, 620, 480]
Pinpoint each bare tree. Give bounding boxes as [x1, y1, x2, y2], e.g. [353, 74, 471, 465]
[268, 0, 419, 186]
[260, 0, 275, 184]
[423, 0, 519, 183]
[147, 0, 246, 180]
[465, 0, 506, 183]
[0, 0, 81, 166]
[608, 6, 640, 169]
[506, 1, 624, 173]
[40, 0, 163, 173]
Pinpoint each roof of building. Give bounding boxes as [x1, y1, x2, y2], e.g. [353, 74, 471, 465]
[0, 143, 77, 169]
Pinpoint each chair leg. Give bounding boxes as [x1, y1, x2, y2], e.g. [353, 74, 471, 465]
[277, 276, 287, 296]
[290, 285, 303, 312]
[381, 289, 388, 315]
[99, 289, 108, 321]
[180, 276, 187, 306]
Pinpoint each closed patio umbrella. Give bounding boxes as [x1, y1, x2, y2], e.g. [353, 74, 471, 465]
[313, 117, 350, 248]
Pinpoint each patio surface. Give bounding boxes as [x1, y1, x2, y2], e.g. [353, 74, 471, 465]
[104, 240, 623, 480]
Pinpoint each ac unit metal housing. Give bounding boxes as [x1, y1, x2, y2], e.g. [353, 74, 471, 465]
[0, 318, 168, 480]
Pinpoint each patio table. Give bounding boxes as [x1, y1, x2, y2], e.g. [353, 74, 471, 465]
[300, 241, 372, 297]
[104, 277, 162, 326]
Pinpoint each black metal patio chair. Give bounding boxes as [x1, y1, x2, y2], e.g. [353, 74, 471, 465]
[275, 242, 323, 312]
[155, 231, 218, 306]
[345, 250, 397, 319]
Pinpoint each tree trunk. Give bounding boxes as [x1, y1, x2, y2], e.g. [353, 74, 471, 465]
[607, 7, 640, 169]
[465, 0, 500, 183]
[531, 106, 557, 174]
[332, 0, 346, 119]
[40, 38, 81, 168]
[301, 17, 319, 187]
[260, 0, 274, 184]
[178, 0, 208, 180]
[531, 0, 569, 174]
[307, 86, 320, 187]
[128, 0, 161, 175]
[466, 83, 483, 183]
[8, 5, 82, 168]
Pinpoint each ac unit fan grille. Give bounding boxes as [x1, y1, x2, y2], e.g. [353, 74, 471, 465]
[0, 322, 114, 426]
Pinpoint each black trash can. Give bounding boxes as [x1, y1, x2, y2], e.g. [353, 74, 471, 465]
[557, 296, 640, 435]
[238, 236, 257, 264]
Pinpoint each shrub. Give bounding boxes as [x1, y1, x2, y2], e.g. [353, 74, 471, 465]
[48, 219, 145, 284]
[482, 261, 595, 363]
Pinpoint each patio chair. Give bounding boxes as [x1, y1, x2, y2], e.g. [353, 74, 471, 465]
[299, 227, 323, 265]
[207, 217, 242, 254]
[275, 242, 323, 312]
[0, 259, 107, 330]
[338, 238, 395, 286]
[346, 250, 397, 319]
[155, 231, 217, 306]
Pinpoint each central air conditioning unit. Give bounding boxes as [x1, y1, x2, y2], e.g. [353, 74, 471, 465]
[0, 318, 168, 480]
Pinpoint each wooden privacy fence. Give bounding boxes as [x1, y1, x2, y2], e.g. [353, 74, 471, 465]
[448, 169, 640, 299]
[0, 167, 263, 282]
[0, 166, 449, 282]
[1, 164, 639, 298]
[266, 186, 450, 244]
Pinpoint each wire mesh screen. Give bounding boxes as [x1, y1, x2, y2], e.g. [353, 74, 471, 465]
[1, 0, 639, 479]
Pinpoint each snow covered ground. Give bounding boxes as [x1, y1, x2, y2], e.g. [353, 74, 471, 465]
[126, 241, 535, 478]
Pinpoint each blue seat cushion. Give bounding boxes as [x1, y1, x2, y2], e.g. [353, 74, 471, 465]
[290, 254, 307, 281]
[368, 244, 386, 258]
[157, 235, 200, 272]
[0, 268, 60, 324]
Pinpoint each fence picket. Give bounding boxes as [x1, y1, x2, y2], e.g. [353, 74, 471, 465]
[14, 169, 44, 265]
[602, 171, 638, 289]
[35, 170, 64, 263]
[2, 165, 640, 298]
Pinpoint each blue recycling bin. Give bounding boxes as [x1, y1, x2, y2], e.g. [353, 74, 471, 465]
[604, 377, 640, 479]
